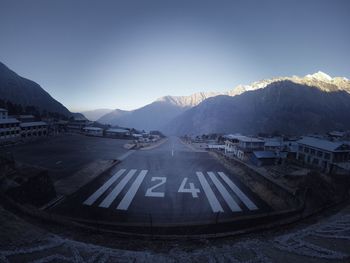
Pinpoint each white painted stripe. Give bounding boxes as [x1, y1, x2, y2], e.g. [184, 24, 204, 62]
[207, 172, 242, 212]
[218, 172, 258, 210]
[118, 150, 135, 161]
[196, 172, 224, 213]
[99, 169, 137, 208]
[83, 169, 126, 206]
[117, 170, 148, 210]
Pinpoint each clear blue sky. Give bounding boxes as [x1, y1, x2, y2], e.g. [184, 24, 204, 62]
[0, 0, 349, 111]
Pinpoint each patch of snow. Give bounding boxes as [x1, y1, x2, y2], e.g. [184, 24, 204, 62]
[306, 71, 333, 81]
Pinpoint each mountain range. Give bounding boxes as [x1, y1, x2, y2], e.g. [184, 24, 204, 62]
[1, 60, 349, 135]
[80, 108, 113, 121]
[164, 80, 350, 135]
[97, 92, 220, 130]
[0, 62, 83, 119]
[98, 71, 350, 135]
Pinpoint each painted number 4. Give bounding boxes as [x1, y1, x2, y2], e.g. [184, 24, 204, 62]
[178, 178, 200, 198]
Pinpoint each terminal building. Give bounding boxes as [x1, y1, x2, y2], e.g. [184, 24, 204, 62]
[0, 108, 49, 144]
[20, 121, 48, 139]
[0, 108, 21, 145]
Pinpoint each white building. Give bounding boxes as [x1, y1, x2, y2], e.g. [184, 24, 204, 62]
[20, 121, 48, 139]
[224, 134, 264, 160]
[83, 127, 103, 137]
[0, 108, 21, 145]
[0, 108, 8, 119]
[296, 136, 350, 173]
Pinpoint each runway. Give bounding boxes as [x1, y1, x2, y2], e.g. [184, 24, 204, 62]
[51, 136, 270, 231]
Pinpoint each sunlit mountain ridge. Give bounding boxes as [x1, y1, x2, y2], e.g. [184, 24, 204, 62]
[98, 71, 350, 132]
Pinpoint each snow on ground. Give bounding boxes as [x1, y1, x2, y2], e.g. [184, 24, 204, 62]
[1, 204, 350, 262]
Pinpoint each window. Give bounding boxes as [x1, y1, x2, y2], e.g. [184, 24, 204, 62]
[324, 153, 330, 160]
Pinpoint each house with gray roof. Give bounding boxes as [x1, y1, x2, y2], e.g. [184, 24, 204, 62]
[224, 135, 264, 161]
[296, 136, 350, 173]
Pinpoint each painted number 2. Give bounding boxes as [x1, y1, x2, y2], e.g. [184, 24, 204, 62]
[145, 177, 166, 197]
[178, 178, 200, 198]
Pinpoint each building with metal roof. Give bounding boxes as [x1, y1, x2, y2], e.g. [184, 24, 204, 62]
[83, 126, 103, 137]
[296, 136, 350, 173]
[20, 121, 48, 139]
[105, 128, 130, 138]
[224, 135, 264, 161]
[251, 151, 278, 166]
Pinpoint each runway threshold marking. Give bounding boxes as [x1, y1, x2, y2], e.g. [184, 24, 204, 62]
[218, 172, 258, 210]
[207, 172, 242, 212]
[117, 170, 148, 210]
[196, 172, 224, 213]
[83, 169, 126, 206]
[83, 168, 258, 214]
[99, 169, 137, 208]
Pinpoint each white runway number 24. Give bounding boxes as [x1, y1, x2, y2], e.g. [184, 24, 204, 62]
[145, 177, 200, 198]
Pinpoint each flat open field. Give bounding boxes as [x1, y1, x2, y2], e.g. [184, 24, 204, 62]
[1, 134, 131, 180]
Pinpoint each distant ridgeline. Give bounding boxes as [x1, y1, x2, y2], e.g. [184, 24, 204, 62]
[97, 71, 350, 136]
[0, 98, 69, 120]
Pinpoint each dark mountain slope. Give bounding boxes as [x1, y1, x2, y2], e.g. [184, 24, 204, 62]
[163, 81, 350, 135]
[0, 62, 73, 117]
[98, 101, 188, 130]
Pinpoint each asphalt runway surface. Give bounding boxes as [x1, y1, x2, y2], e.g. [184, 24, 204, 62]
[51, 136, 271, 233]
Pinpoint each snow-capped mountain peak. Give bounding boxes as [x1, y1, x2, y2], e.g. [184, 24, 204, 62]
[156, 91, 222, 108]
[305, 71, 333, 81]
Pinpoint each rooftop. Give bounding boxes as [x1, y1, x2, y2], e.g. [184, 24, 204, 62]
[0, 118, 19, 124]
[0, 108, 8, 112]
[298, 136, 350, 152]
[253, 151, 277, 159]
[83, 127, 103, 131]
[10, 115, 35, 118]
[20, 121, 48, 127]
[230, 135, 264, 143]
[106, 128, 129, 133]
[264, 141, 282, 147]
